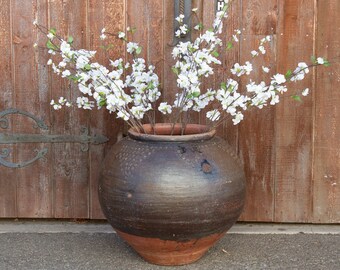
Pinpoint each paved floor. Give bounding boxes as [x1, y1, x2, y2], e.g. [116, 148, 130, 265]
[0, 222, 339, 270]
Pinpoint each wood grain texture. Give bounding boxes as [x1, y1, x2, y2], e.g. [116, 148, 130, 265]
[238, 0, 278, 222]
[49, 0, 89, 218]
[13, 0, 52, 218]
[274, 0, 316, 222]
[162, 0, 177, 123]
[221, 0, 241, 146]
[0, 0, 338, 223]
[0, 0, 16, 217]
[87, 0, 125, 219]
[126, 0, 164, 124]
[313, 0, 340, 223]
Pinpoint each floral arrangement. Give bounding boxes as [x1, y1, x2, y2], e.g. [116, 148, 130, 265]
[33, 0, 329, 134]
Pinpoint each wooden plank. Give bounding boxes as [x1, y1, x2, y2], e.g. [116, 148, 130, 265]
[162, 0, 177, 123]
[0, 0, 16, 217]
[221, 0, 241, 145]
[87, 0, 126, 219]
[48, 0, 89, 218]
[313, 0, 340, 223]
[13, 0, 53, 217]
[127, 0, 164, 122]
[274, 0, 315, 222]
[238, 0, 278, 222]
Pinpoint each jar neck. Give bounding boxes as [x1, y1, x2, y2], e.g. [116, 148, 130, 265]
[128, 123, 216, 142]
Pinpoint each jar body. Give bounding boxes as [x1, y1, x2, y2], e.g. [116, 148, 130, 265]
[99, 127, 246, 265]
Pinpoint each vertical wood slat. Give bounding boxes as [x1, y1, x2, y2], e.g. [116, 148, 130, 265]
[222, 0, 241, 146]
[49, 0, 89, 218]
[0, 0, 339, 223]
[162, 0, 176, 124]
[0, 0, 16, 217]
[88, 0, 126, 219]
[313, 0, 340, 223]
[13, 0, 52, 217]
[127, 0, 164, 122]
[274, 0, 316, 222]
[238, 0, 278, 222]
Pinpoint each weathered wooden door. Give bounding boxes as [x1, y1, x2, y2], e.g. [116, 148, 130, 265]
[0, 0, 339, 223]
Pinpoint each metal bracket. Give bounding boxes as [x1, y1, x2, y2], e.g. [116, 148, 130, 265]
[216, 0, 226, 12]
[172, 0, 192, 45]
[0, 108, 109, 168]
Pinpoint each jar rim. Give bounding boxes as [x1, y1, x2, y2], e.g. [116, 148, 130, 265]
[128, 123, 216, 142]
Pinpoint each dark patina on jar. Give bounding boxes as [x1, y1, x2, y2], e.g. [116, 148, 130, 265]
[99, 124, 246, 266]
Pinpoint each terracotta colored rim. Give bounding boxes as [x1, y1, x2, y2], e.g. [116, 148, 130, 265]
[128, 123, 216, 142]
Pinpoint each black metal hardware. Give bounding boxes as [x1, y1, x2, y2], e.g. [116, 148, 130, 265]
[0, 108, 109, 168]
[173, 0, 192, 44]
[216, 0, 226, 12]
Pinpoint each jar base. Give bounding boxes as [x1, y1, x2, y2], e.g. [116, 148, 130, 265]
[115, 229, 226, 266]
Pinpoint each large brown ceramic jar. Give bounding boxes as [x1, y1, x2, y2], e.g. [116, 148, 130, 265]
[99, 124, 246, 266]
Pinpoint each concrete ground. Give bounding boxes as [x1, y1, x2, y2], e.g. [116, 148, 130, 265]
[0, 221, 339, 270]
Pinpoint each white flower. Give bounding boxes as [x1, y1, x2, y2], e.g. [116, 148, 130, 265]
[158, 102, 172, 114]
[117, 111, 130, 121]
[302, 88, 309, 96]
[272, 74, 286, 84]
[233, 35, 239, 42]
[76, 97, 94, 110]
[33, 20, 38, 26]
[251, 50, 258, 57]
[61, 70, 71, 78]
[100, 34, 107, 40]
[192, 7, 198, 12]
[232, 112, 244, 125]
[298, 62, 309, 74]
[175, 14, 185, 23]
[101, 28, 106, 34]
[317, 57, 325, 65]
[53, 104, 62, 110]
[47, 59, 53, 65]
[291, 62, 309, 82]
[47, 32, 54, 40]
[262, 66, 270, 73]
[127, 42, 139, 54]
[207, 110, 221, 121]
[118, 31, 125, 39]
[58, 97, 67, 104]
[33, 43, 38, 48]
[259, 45, 266, 54]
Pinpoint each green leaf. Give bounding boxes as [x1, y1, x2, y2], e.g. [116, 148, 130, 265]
[171, 67, 179, 76]
[84, 64, 92, 71]
[46, 40, 57, 50]
[68, 75, 80, 82]
[311, 55, 317, 64]
[136, 46, 142, 55]
[147, 82, 154, 90]
[324, 60, 331, 67]
[291, 95, 302, 102]
[67, 36, 74, 44]
[192, 91, 200, 98]
[212, 51, 219, 57]
[285, 70, 292, 79]
[49, 28, 56, 36]
[99, 99, 107, 107]
[221, 82, 227, 90]
[130, 27, 137, 34]
[226, 41, 233, 50]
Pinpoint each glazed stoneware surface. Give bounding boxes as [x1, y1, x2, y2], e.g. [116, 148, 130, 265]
[99, 125, 246, 265]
